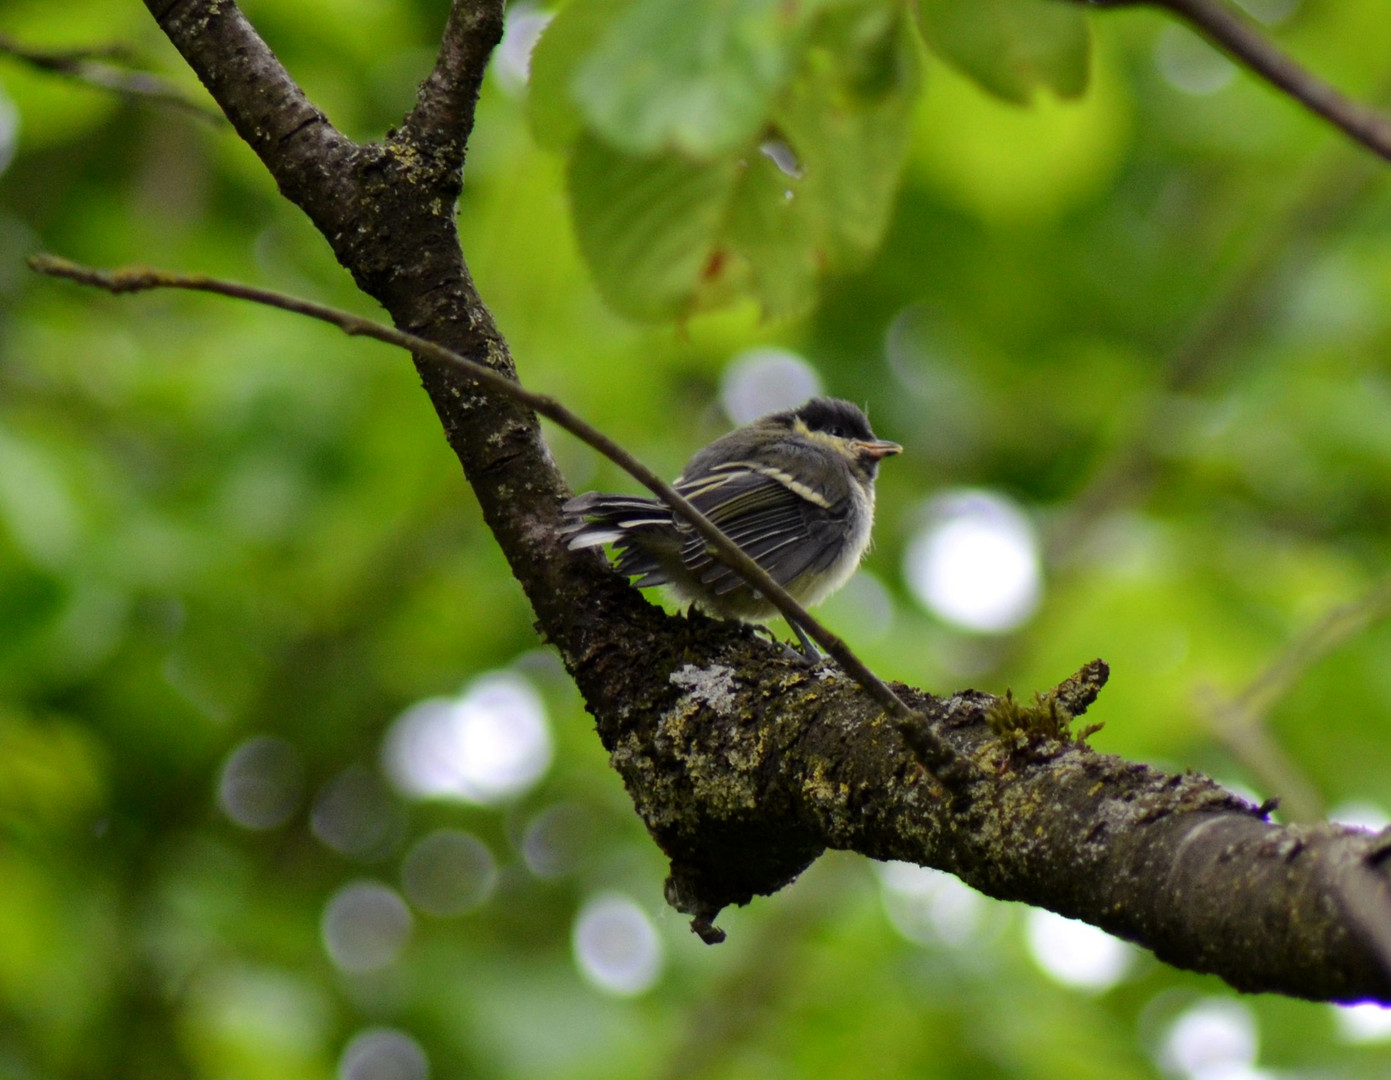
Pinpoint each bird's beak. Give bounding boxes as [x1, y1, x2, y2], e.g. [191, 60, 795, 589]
[855, 439, 902, 461]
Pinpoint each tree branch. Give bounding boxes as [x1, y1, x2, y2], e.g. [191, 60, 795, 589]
[139, 0, 601, 712]
[1201, 576, 1391, 823]
[25, 253, 963, 786]
[0, 31, 225, 123]
[1079, 0, 1391, 162]
[397, 0, 506, 170]
[84, 0, 1391, 998]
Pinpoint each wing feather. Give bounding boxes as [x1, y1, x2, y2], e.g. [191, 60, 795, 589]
[676, 464, 847, 597]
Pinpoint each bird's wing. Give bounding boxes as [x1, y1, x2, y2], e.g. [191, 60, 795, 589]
[677, 462, 847, 596]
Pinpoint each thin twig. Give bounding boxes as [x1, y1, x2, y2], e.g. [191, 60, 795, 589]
[1158, 0, 1391, 163]
[1199, 685, 1326, 823]
[0, 32, 225, 125]
[1201, 577, 1391, 822]
[1079, 0, 1391, 162]
[28, 253, 966, 778]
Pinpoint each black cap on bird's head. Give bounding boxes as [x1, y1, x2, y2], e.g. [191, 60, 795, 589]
[768, 397, 902, 471]
[793, 397, 876, 441]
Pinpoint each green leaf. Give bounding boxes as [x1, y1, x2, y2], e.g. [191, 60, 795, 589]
[568, 134, 819, 322]
[566, 3, 921, 322]
[916, 0, 1091, 105]
[773, 3, 921, 267]
[721, 152, 821, 320]
[527, 0, 638, 150]
[571, 0, 812, 159]
[568, 133, 740, 321]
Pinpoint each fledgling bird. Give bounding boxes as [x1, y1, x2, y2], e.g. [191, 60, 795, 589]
[561, 397, 901, 658]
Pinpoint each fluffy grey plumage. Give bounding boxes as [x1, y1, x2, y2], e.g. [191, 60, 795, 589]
[561, 398, 900, 644]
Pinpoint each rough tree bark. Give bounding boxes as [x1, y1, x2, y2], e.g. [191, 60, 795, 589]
[127, 0, 1391, 1003]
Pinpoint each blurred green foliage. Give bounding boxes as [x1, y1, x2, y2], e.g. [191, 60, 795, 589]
[917, 0, 1090, 104]
[2, 0, 1391, 1078]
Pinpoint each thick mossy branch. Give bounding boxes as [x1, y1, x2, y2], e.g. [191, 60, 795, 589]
[126, 0, 1391, 1004]
[597, 644, 1391, 1002]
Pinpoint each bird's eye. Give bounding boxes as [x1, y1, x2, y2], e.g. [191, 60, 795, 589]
[826, 425, 844, 438]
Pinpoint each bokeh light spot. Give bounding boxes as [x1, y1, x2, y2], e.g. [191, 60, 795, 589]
[321, 881, 413, 973]
[883, 306, 981, 461]
[401, 829, 497, 917]
[521, 802, 596, 879]
[339, 1027, 430, 1080]
[572, 893, 663, 997]
[383, 672, 552, 805]
[1283, 253, 1374, 342]
[1330, 801, 1390, 832]
[719, 348, 823, 425]
[186, 966, 331, 1066]
[0, 426, 79, 567]
[818, 569, 895, 645]
[218, 736, 305, 830]
[1333, 1001, 1391, 1044]
[876, 862, 985, 947]
[903, 490, 1041, 633]
[1156, 25, 1237, 96]
[312, 765, 404, 860]
[1160, 998, 1261, 1080]
[1024, 909, 1133, 992]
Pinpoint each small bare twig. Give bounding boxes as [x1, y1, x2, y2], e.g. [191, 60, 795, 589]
[1201, 576, 1391, 822]
[28, 253, 968, 780]
[0, 32, 225, 125]
[1159, 0, 1391, 163]
[1199, 685, 1326, 823]
[1079, 0, 1391, 162]
[1228, 579, 1391, 723]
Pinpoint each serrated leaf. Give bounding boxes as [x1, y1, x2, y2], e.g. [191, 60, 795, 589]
[571, 0, 811, 159]
[774, 3, 920, 266]
[916, 0, 1091, 105]
[568, 134, 820, 322]
[568, 134, 740, 321]
[566, 0, 921, 322]
[527, 0, 637, 150]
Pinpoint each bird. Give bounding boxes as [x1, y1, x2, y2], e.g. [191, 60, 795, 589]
[561, 397, 901, 659]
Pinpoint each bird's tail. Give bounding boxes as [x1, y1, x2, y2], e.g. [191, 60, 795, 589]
[560, 492, 677, 586]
